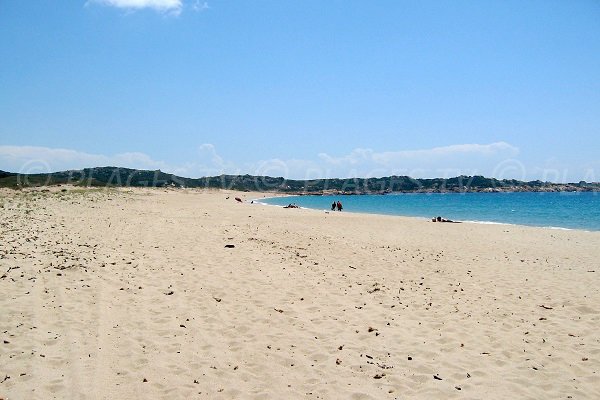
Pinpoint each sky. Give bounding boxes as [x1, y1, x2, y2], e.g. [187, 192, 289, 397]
[1, 0, 599, 182]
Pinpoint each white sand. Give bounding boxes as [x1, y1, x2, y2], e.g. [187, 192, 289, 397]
[1, 187, 599, 399]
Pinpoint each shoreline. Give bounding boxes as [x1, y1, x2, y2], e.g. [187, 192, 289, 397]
[254, 193, 600, 233]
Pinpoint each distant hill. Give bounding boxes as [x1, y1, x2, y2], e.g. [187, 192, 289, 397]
[0, 170, 15, 180]
[1, 166, 598, 193]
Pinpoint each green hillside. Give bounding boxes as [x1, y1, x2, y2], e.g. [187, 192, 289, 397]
[1, 167, 598, 193]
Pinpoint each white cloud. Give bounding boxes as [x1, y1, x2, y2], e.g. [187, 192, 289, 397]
[192, 1, 209, 12]
[1, 141, 548, 181]
[90, 0, 183, 14]
[315, 142, 520, 179]
[0, 146, 170, 175]
[319, 142, 518, 167]
[237, 142, 519, 180]
[185, 144, 239, 177]
[198, 143, 224, 167]
[248, 158, 323, 181]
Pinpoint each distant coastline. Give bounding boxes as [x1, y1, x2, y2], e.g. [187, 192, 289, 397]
[1, 166, 599, 194]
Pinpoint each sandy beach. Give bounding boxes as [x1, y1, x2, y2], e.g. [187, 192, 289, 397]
[1, 187, 599, 399]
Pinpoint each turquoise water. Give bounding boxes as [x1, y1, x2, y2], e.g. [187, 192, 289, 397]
[258, 192, 600, 231]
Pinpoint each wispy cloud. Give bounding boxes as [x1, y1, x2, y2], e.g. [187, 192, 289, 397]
[199, 142, 521, 180]
[4, 142, 565, 181]
[0, 146, 170, 175]
[318, 142, 519, 167]
[192, 0, 209, 12]
[187, 143, 238, 177]
[90, 0, 183, 15]
[312, 142, 520, 178]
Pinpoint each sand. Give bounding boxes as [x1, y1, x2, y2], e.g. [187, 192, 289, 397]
[1, 187, 599, 399]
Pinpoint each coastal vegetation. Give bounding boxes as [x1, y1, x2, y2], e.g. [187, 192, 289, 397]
[1, 166, 598, 193]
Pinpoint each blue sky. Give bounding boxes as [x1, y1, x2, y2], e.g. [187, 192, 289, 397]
[1, 0, 599, 182]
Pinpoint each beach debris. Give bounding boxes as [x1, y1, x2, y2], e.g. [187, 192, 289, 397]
[539, 305, 553, 310]
[336, 358, 342, 365]
[367, 285, 381, 294]
[455, 386, 462, 390]
[142, 378, 148, 382]
[235, 197, 242, 203]
[213, 296, 222, 302]
[165, 290, 174, 295]
[1, 267, 11, 279]
[407, 356, 412, 360]
[373, 373, 385, 379]
[224, 244, 235, 248]
[274, 308, 284, 313]
[1, 375, 10, 383]
[433, 375, 443, 380]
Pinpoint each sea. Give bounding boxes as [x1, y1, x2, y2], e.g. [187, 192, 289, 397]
[257, 192, 600, 231]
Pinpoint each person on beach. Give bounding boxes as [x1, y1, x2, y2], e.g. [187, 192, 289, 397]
[331, 201, 336, 211]
[432, 216, 459, 223]
[337, 201, 343, 211]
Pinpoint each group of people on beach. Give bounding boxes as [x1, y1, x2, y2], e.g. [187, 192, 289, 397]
[331, 200, 343, 211]
[432, 216, 460, 223]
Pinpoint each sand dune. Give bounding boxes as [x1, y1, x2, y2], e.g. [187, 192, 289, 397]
[1, 187, 599, 399]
